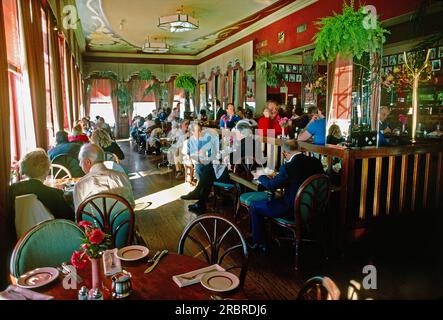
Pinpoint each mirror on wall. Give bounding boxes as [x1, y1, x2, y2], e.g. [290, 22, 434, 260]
[199, 82, 207, 109]
[245, 70, 256, 111]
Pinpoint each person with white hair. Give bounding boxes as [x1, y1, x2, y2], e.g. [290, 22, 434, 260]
[73, 144, 134, 210]
[9, 149, 74, 237]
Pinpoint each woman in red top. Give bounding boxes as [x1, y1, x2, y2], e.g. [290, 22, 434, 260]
[69, 124, 89, 143]
[258, 108, 272, 136]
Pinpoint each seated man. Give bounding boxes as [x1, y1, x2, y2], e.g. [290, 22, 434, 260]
[297, 105, 326, 145]
[220, 103, 241, 129]
[9, 149, 75, 238]
[73, 144, 135, 211]
[248, 140, 324, 251]
[378, 106, 393, 146]
[167, 120, 190, 178]
[48, 131, 81, 161]
[181, 122, 257, 213]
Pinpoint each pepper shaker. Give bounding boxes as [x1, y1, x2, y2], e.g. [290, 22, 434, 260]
[78, 286, 89, 300]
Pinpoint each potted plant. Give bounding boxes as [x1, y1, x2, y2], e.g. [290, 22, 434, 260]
[175, 73, 197, 112]
[254, 52, 285, 88]
[313, 0, 390, 146]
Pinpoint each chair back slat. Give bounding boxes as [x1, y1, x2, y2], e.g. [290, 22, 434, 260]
[178, 214, 249, 287]
[76, 194, 134, 249]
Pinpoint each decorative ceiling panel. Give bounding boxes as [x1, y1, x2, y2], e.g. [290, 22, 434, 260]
[76, 0, 295, 55]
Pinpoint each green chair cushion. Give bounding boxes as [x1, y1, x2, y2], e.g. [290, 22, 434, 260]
[213, 182, 235, 189]
[273, 217, 295, 226]
[11, 220, 84, 278]
[239, 192, 270, 207]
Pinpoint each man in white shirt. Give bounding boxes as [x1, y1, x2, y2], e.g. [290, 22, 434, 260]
[73, 144, 135, 211]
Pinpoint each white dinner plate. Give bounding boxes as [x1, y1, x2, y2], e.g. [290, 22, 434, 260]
[16, 267, 60, 289]
[116, 245, 149, 261]
[200, 271, 240, 292]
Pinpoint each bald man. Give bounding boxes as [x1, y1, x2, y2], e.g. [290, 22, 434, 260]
[73, 144, 135, 210]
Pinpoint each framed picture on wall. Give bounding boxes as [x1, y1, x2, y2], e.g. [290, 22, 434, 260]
[429, 48, 437, 60]
[279, 64, 285, 72]
[397, 54, 405, 64]
[296, 74, 302, 82]
[292, 65, 298, 73]
[284, 74, 289, 82]
[285, 65, 292, 73]
[382, 56, 389, 66]
[389, 55, 397, 66]
[289, 74, 296, 82]
[278, 32, 285, 44]
[439, 46, 443, 58]
[432, 59, 441, 72]
[385, 66, 393, 75]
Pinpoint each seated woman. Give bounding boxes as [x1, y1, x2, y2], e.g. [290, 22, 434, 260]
[327, 124, 345, 145]
[9, 149, 75, 237]
[69, 124, 89, 144]
[90, 128, 125, 160]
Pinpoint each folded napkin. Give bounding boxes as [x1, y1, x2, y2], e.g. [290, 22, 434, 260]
[103, 248, 122, 276]
[0, 285, 54, 300]
[173, 264, 225, 288]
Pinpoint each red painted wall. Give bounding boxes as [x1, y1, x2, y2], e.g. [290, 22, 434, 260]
[201, 0, 422, 63]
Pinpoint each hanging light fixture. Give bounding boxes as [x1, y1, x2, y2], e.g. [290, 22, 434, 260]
[142, 37, 169, 53]
[158, 5, 199, 33]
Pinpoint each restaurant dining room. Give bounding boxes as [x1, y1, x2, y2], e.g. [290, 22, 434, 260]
[1, 0, 443, 310]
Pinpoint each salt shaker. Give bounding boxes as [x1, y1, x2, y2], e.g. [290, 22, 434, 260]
[89, 288, 103, 300]
[78, 286, 89, 300]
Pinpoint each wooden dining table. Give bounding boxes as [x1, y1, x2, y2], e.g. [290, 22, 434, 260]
[37, 253, 247, 300]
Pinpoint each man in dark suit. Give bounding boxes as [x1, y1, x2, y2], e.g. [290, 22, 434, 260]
[248, 140, 324, 251]
[215, 100, 226, 122]
[48, 131, 81, 161]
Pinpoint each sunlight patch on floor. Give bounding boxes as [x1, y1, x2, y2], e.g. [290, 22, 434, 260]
[134, 183, 195, 211]
[128, 168, 173, 180]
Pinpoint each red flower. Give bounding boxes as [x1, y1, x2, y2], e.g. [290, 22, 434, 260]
[89, 229, 105, 245]
[78, 221, 93, 229]
[81, 243, 89, 250]
[71, 251, 89, 270]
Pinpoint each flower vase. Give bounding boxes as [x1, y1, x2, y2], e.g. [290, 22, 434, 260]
[90, 258, 101, 290]
[281, 127, 287, 139]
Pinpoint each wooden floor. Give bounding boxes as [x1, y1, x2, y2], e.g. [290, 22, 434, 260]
[118, 140, 443, 300]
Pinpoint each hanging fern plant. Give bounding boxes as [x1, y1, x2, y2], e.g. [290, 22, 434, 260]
[313, 0, 390, 62]
[114, 82, 133, 116]
[255, 52, 285, 88]
[175, 73, 197, 94]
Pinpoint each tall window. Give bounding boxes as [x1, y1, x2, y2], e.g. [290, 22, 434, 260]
[3, 0, 35, 161]
[90, 79, 115, 126]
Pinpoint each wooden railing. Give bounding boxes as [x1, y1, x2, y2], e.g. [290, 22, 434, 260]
[205, 127, 443, 249]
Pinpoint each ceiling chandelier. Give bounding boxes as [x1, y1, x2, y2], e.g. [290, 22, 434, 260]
[158, 5, 199, 33]
[142, 37, 169, 53]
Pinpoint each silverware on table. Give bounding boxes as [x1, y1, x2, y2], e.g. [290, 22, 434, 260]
[144, 250, 168, 273]
[180, 267, 219, 281]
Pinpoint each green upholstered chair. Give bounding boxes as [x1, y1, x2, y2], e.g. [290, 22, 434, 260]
[212, 181, 241, 218]
[10, 219, 84, 278]
[271, 174, 330, 270]
[237, 191, 272, 221]
[76, 194, 134, 249]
